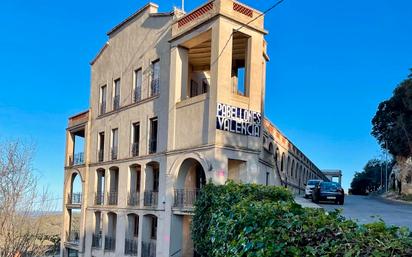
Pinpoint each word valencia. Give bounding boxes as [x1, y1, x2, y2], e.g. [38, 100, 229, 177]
[216, 103, 261, 137]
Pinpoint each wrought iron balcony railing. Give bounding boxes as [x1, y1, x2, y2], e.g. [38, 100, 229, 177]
[95, 192, 104, 205]
[132, 142, 139, 157]
[67, 192, 82, 205]
[66, 230, 80, 244]
[134, 88, 142, 103]
[143, 191, 158, 207]
[150, 78, 159, 97]
[104, 236, 116, 251]
[111, 147, 118, 160]
[92, 233, 102, 248]
[98, 149, 104, 162]
[107, 191, 118, 205]
[125, 238, 138, 256]
[173, 189, 200, 209]
[113, 95, 120, 111]
[99, 101, 106, 115]
[142, 241, 156, 257]
[149, 138, 157, 154]
[68, 152, 84, 166]
[128, 192, 140, 206]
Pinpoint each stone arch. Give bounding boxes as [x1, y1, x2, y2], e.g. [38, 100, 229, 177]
[169, 152, 210, 179]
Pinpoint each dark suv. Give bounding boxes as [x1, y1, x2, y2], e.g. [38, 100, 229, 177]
[312, 181, 344, 205]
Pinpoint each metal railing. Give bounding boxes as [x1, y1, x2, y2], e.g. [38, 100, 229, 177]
[98, 149, 104, 162]
[92, 233, 102, 248]
[149, 138, 157, 154]
[111, 147, 118, 160]
[173, 189, 200, 209]
[95, 192, 104, 205]
[132, 142, 139, 157]
[141, 241, 156, 257]
[69, 152, 84, 166]
[150, 78, 159, 96]
[125, 238, 138, 256]
[128, 192, 140, 206]
[100, 101, 106, 115]
[113, 95, 120, 111]
[67, 192, 82, 205]
[104, 236, 116, 251]
[134, 88, 142, 103]
[107, 191, 118, 205]
[143, 191, 158, 207]
[66, 230, 80, 244]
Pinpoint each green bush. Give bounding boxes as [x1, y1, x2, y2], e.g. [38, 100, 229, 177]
[192, 181, 412, 257]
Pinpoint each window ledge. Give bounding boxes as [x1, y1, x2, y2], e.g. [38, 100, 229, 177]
[96, 94, 159, 119]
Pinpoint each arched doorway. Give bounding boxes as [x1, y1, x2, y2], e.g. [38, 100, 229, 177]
[171, 158, 206, 257]
[174, 158, 206, 209]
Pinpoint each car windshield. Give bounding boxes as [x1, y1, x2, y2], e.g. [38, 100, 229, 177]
[308, 180, 321, 185]
[320, 182, 340, 190]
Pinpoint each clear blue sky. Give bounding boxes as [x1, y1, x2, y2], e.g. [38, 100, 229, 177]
[0, 0, 411, 202]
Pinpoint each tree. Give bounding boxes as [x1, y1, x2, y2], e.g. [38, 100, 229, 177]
[350, 159, 394, 195]
[0, 140, 57, 257]
[372, 69, 412, 157]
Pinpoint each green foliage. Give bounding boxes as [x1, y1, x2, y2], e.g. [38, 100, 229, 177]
[372, 69, 412, 157]
[192, 182, 412, 257]
[350, 159, 394, 195]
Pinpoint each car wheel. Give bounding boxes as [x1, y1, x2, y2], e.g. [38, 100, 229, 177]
[339, 199, 344, 205]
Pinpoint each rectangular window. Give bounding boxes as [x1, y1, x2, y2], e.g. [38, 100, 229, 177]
[113, 78, 120, 110]
[131, 122, 140, 157]
[231, 31, 250, 96]
[150, 60, 160, 96]
[100, 85, 107, 115]
[149, 118, 158, 154]
[111, 128, 118, 160]
[134, 69, 142, 103]
[98, 132, 105, 162]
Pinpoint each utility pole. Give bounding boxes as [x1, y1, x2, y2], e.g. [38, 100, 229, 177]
[182, 0, 185, 12]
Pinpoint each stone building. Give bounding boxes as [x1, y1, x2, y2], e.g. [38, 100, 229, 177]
[62, 1, 327, 256]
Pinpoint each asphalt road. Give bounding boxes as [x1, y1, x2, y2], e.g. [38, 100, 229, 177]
[306, 195, 412, 230]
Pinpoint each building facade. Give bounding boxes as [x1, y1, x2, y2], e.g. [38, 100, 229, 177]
[62, 1, 327, 256]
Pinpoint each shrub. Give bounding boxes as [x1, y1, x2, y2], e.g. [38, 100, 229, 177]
[192, 181, 412, 257]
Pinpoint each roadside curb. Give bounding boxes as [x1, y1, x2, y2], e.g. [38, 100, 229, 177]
[294, 196, 322, 209]
[373, 195, 412, 205]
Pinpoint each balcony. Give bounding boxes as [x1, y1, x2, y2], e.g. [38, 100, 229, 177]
[143, 191, 158, 208]
[92, 233, 102, 248]
[98, 149, 104, 162]
[111, 147, 118, 160]
[104, 236, 116, 251]
[128, 192, 140, 206]
[69, 152, 84, 166]
[125, 238, 138, 256]
[150, 78, 159, 97]
[95, 192, 104, 205]
[134, 88, 141, 103]
[107, 191, 118, 205]
[141, 241, 156, 257]
[173, 189, 200, 209]
[131, 142, 139, 157]
[149, 139, 157, 154]
[66, 230, 80, 245]
[113, 95, 120, 111]
[67, 192, 82, 205]
[99, 101, 106, 115]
